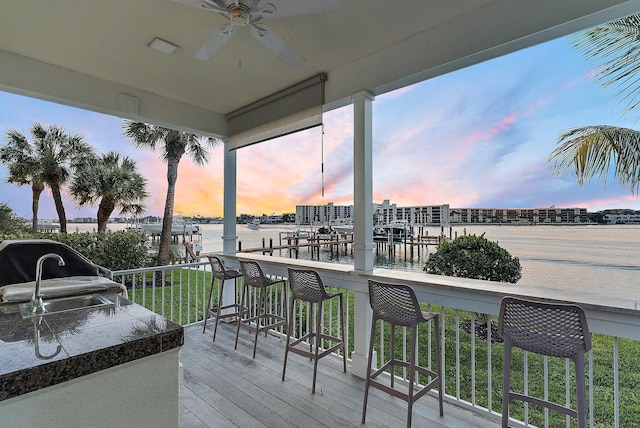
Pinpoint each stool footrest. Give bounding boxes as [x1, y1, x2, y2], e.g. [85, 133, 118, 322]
[237, 314, 286, 333]
[368, 372, 440, 404]
[372, 358, 439, 382]
[510, 392, 578, 418]
[207, 303, 246, 319]
[287, 333, 344, 360]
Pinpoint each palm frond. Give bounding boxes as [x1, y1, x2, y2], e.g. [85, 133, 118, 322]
[549, 125, 640, 192]
[571, 13, 640, 119]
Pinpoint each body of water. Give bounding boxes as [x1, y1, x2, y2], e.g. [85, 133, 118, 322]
[79, 223, 639, 298]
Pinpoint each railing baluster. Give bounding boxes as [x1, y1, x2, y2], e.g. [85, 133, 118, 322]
[440, 306, 446, 396]
[544, 354, 549, 428]
[486, 313, 491, 413]
[455, 309, 460, 399]
[565, 358, 570, 428]
[402, 325, 407, 381]
[614, 337, 620, 428]
[589, 348, 594, 428]
[524, 350, 529, 425]
[345, 290, 350, 359]
[471, 312, 476, 406]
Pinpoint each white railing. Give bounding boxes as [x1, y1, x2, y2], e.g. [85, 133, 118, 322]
[113, 254, 640, 428]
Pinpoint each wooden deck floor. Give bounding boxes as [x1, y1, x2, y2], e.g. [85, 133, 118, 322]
[179, 322, 499, 428]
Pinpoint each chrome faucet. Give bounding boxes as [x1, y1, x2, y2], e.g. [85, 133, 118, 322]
[31, 253, 65, 314]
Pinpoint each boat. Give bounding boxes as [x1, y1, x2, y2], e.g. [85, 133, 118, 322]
[332, 224, 354, 235]
[316, 225, 334, 235]
[140, 216, 199, 236]
[373, 223, 413, 242]
[247, 219, 261, 230]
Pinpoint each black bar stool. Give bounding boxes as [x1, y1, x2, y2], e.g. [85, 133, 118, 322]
[282, 268, 346, 393]
[362, 280, 443, 428]
[499, 296, 591, 428]
[203, 255, 243, 341]
[235, 260, 287, 358]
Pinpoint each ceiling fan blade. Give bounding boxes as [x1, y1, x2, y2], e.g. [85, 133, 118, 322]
[201, 0, 229, 13]
[249, 23, 304, 68]
[171, 0, 226, 14]
[255, 0, 344, 19]
[195, 24, 236, 60]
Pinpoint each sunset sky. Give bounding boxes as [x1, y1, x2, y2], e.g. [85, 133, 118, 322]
[1, 32, 640, 220]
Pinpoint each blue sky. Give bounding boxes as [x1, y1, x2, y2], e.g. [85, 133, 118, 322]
[1, 33, 639, 220]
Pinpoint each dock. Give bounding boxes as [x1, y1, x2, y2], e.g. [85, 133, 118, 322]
[237, 231, 445, 260]
[239, 234, 354, 258]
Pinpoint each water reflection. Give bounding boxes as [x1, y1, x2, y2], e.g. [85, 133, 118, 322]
[32, 317, 62, 360]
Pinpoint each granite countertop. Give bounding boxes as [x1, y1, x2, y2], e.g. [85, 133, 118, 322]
[0, 292, 183, 401]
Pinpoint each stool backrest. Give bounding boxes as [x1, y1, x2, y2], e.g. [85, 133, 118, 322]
[239, 260, 268, 288]
[498, 296, 592, 358]
[368, 280, 425, 326]
[207, 256, 226, 280]
[287, 268, 329, 303]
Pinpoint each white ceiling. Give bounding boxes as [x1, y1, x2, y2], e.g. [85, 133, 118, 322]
[0, 0, 639, 138]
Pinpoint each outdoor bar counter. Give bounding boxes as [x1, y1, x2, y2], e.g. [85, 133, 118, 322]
[0, 292, 183, 428]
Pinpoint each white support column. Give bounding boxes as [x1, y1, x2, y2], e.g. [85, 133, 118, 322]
[352, 90, 375, 272]
[222, 142, 237, 256]
[350, 91, 376, 378]
[351, 287, 376, 379]
[221, 142, 238, 312]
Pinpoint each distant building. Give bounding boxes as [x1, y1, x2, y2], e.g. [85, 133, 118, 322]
[260, 214, 283, 224]
[603, 212, 640, 224]
[374, 200, 450, 225]
[296, 202, 353, 225]
[450, 207, 587, 224]
[296, 201, 588, 225]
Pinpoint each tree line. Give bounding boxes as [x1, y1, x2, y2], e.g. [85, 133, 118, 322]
[0, 121, 220, 266]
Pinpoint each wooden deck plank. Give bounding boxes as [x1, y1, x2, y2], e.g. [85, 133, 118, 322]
[180, 322, 498, 428]
[184, 326, 355, 427]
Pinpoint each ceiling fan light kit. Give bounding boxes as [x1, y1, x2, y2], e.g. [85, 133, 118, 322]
[229, 6, 251, 26]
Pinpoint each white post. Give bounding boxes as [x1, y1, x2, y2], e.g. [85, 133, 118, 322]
[351, 287, 376, 379]
[352, 90, 374, 272]
[221, 142, 238, 312]
[350, 91, 376, 377]
[222, 142, 237, 256]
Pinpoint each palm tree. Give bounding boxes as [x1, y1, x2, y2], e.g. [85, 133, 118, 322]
[70, 152, 149, 233]
[549, 14, 640, 192]
[0, 130, 46, 232]
[123, 121, 221, 266]
[1, 124, 93, 233]
[31, 123, 94, 233]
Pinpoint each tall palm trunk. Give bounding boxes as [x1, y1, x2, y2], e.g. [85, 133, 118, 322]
[157, 157, 179, 266]
[97, 199, 115, 233]
[31, 182, 44, 232]
[50, 183, 67, 233]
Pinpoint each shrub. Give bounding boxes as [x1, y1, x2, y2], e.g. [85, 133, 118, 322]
[0, 203, 29, 234]
[424, 233, 521, 283]
[0, 231, 151, 271]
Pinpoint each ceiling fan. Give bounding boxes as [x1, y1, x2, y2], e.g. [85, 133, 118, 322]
[174, 0, 344, 68]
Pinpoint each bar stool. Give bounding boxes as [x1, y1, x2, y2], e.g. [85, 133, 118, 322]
[235, 260, 287, 358]
[499, 296, 591, 428]
[282, 268, 346, 393]
[203, 255, 243, 341]
[362, 280, 443, 428]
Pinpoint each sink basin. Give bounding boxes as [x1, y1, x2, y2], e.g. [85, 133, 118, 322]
[19, 294, 113, 318]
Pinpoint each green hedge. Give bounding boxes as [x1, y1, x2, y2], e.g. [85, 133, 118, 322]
[0, 231, 151, 271]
